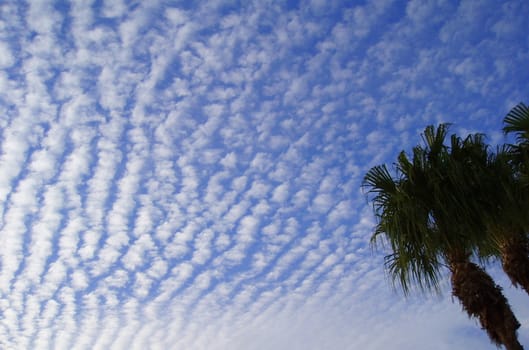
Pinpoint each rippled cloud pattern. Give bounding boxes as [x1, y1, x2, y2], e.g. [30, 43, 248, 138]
[0, 0, 528, 349]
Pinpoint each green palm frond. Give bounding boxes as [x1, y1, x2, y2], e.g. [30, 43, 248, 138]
[385, 247, 442, 296]
[503, 102, 529, 142]
[422, 123, 451, 155]
[362, 164, 395, 195]
[503, 103, 529, 190]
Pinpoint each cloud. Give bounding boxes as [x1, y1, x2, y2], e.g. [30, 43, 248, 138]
[0, 0, 528, 349]
[0, 42, 15, 68]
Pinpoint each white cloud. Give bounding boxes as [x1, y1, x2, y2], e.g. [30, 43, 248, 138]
[101, 0, 127, 18]
[0, 0, 528, 349]
[0, 41, 15, 68]
[271, 182, 289, 203]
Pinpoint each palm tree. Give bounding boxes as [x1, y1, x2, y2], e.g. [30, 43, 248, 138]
[363, 124, 523, 350]
[496, 102, 529, 294]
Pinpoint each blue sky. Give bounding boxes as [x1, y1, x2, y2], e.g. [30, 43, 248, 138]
[0, 0, 528, 349]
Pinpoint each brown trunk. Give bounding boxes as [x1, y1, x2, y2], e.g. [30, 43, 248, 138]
[449, 255, 523, 350]
[501, 233, 529, 296]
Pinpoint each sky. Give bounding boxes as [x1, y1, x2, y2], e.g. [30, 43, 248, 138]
[0, 0, 528, 349]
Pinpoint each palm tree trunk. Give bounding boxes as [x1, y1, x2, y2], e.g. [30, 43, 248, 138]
[500, 232, 529, 295]
[449, 254, 523, 350]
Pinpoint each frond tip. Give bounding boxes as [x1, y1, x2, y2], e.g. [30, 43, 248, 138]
[362, 164, 395, 195]
[504, 102, 529, 142]
[384, 249, 442, 296]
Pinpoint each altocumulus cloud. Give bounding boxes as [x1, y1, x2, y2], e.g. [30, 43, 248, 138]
[0, 0, 528, 349]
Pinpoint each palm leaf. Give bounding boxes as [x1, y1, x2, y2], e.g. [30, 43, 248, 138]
[503, 102, 529, 142]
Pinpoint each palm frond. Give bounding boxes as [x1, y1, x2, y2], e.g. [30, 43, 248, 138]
[362, 165, 395, 194]
[503, 103, 529, 142]
[385, 247, 442, 296]
[422, 123, 450, 150]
